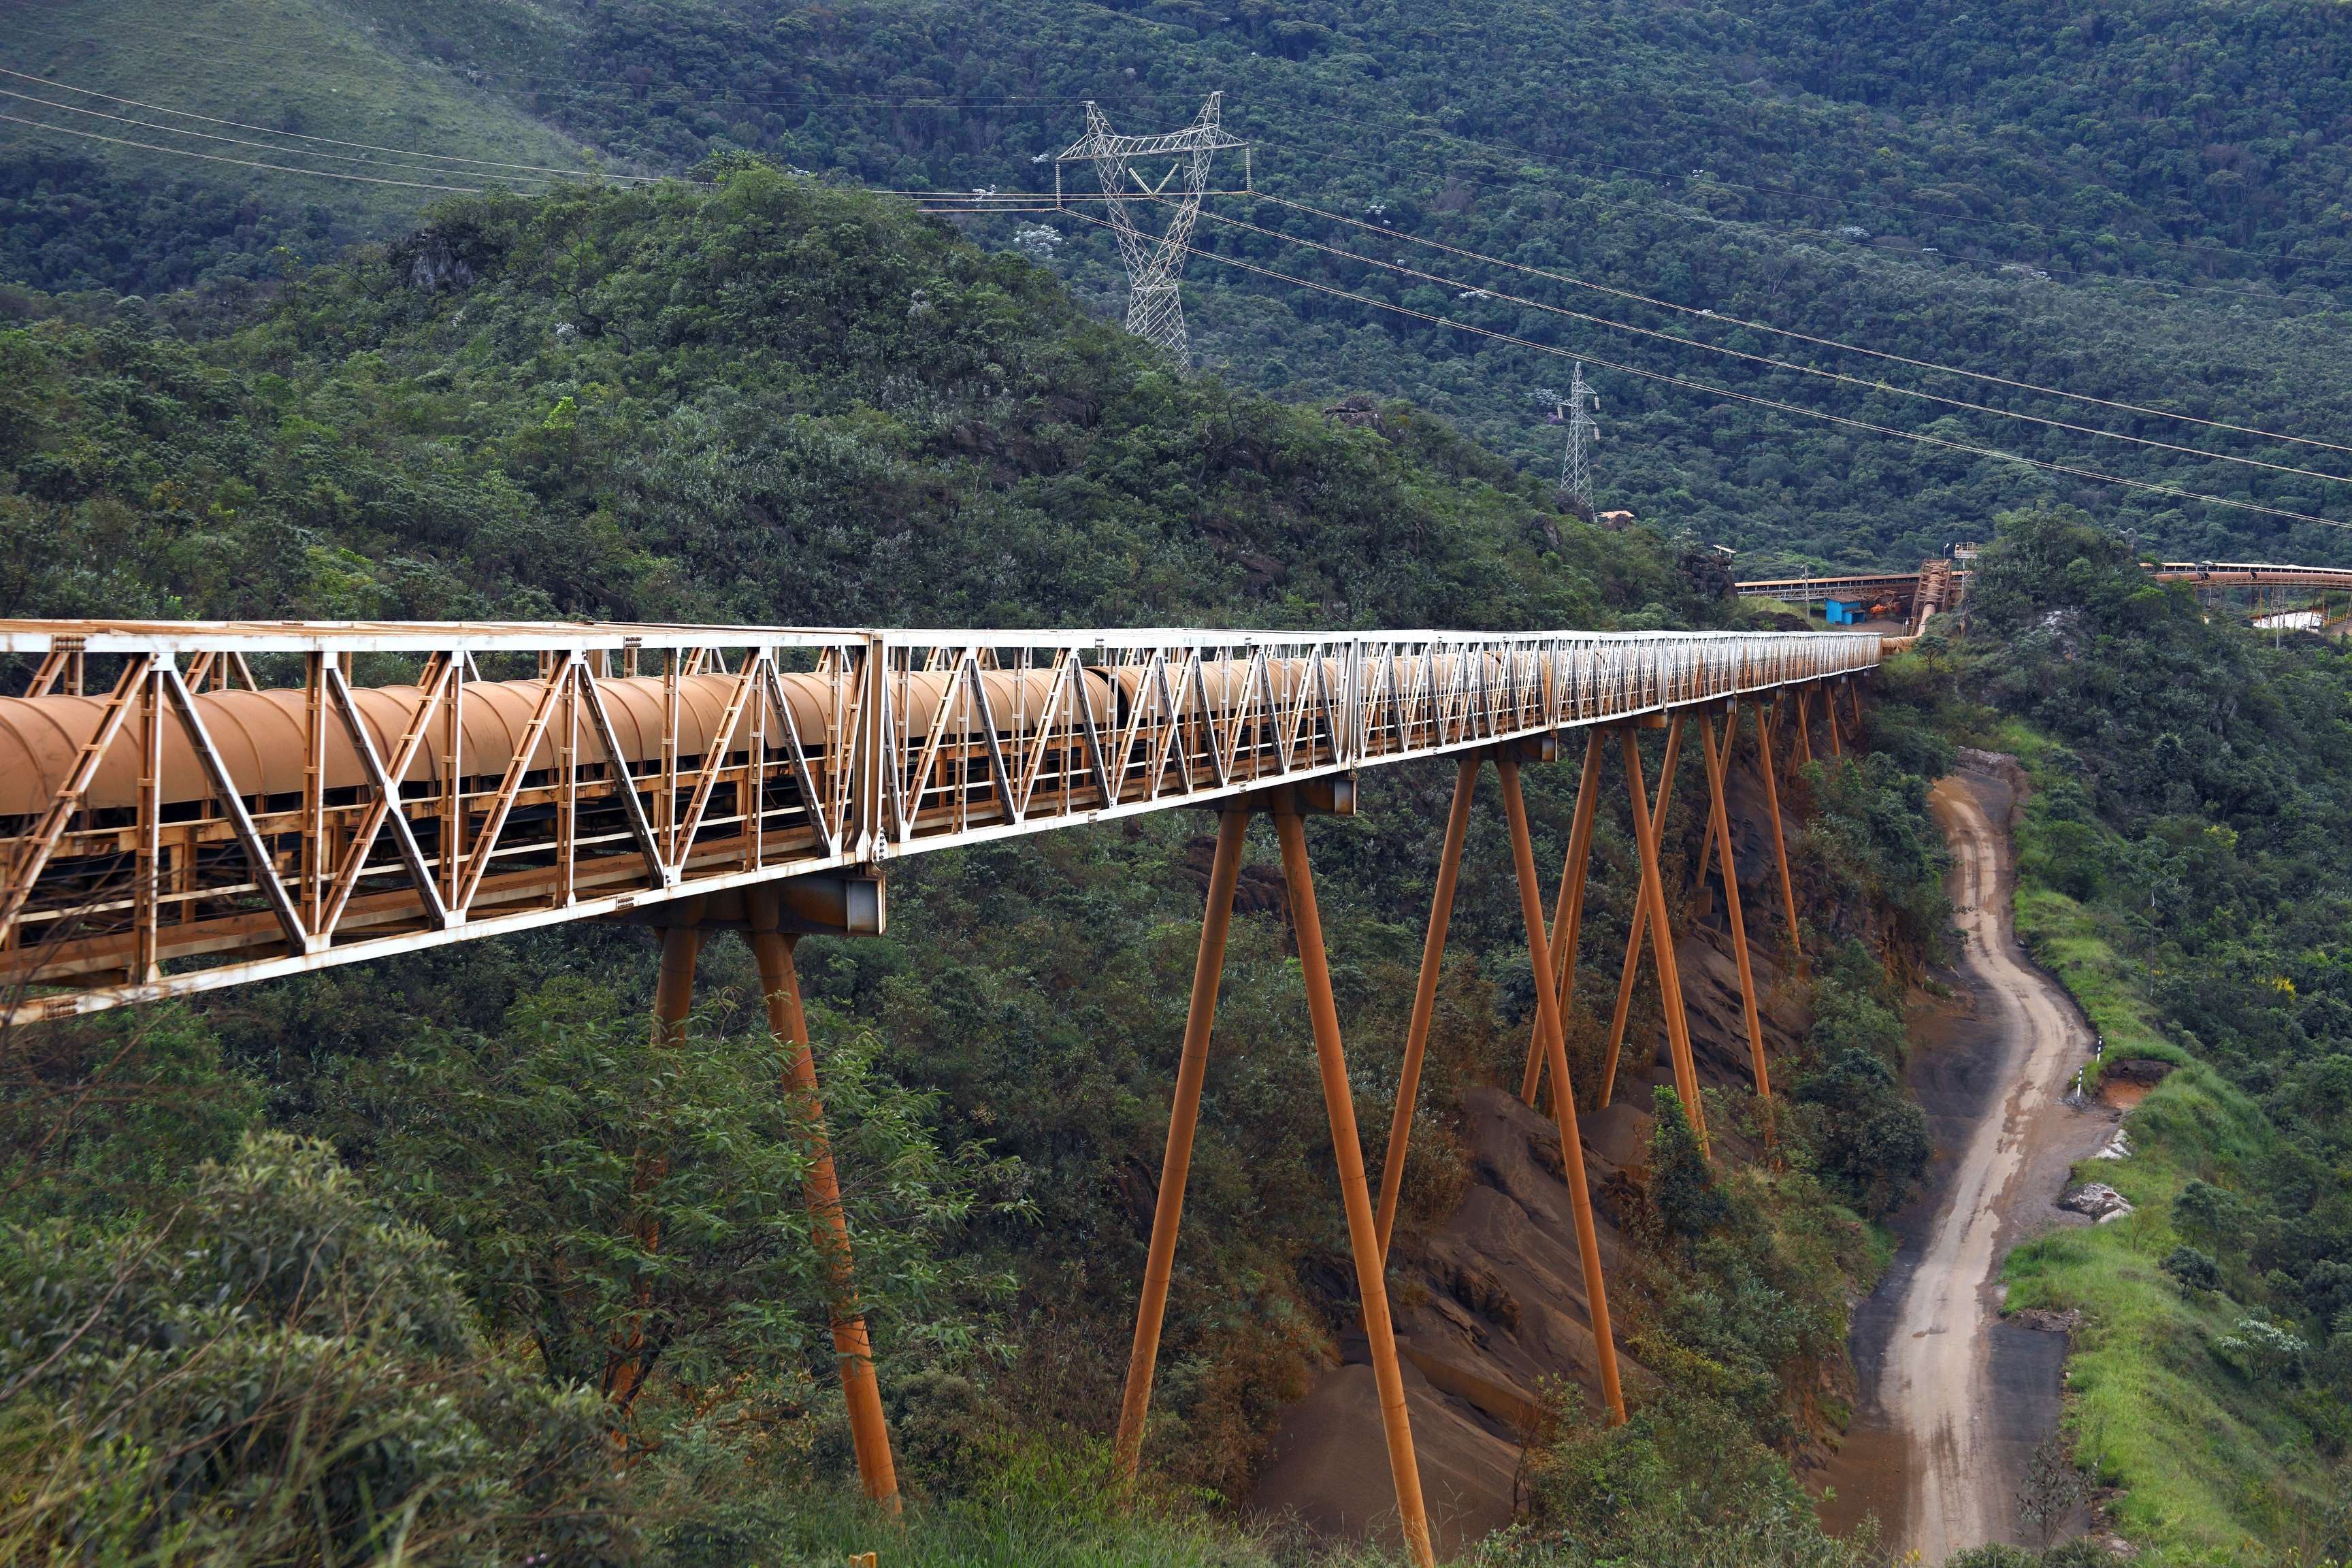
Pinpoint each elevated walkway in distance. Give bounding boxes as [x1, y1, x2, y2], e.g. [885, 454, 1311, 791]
[1735, 559, 1968, 634]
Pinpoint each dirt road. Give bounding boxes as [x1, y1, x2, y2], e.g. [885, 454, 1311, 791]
[1825, 772, 2100, 1559]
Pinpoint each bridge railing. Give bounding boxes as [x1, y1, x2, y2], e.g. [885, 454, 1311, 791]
[0, 621, 1878, 1018]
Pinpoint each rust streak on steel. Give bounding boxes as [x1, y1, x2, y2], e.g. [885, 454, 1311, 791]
[0, 621, 1880, 1022]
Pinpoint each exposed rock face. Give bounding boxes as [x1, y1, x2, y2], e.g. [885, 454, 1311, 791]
[2058, 1182, 2134, 1223]
[389, 221, 508, 295]
[397, 231, 478, 294]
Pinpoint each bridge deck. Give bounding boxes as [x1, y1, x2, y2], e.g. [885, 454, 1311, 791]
[0, 621, 1877, 1020]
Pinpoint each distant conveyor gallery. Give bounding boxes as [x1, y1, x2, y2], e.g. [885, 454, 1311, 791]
[0, 618, 1882, 1567]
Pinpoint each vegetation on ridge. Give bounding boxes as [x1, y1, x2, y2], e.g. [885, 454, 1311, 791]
[13, 0, 2352, 568]
[0, 167, 1956, 1563]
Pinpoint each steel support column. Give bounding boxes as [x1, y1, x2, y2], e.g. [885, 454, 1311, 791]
[1823, 681, 1844, 759]
[1749, 697, 1806, 983]
[1617, 726, 1706, 1155]
[1115, 806, 1250, 1482]
[1375, 759, 1476, 1259]
[1793, 683, 1814, 766]
[1496, 757, 1627, 1424]
[1698, 709, 1771, 1130]
[1275, 809, 1434, 1568]
[607, 923, 700, 1411]
[1597, 715, 1693, 1122]
[1521, 732, 1605, 1107]
[749, 928, 902, 1511]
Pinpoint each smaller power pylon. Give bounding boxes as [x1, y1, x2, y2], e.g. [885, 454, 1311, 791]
[1559, 362, 1601, 517]
[1056, 93, 1245, 363]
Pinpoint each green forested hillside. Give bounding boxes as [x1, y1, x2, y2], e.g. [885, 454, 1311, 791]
[14, 0, 2349, 569]
[7, 1, 2350, 1558]
[3, 170, 1959, 1564]
[1, 169, 1688, 628]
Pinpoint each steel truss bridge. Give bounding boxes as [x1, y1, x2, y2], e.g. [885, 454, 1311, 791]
[1735, 558, 1969, 632]
[0, 619, 1881, 1566]
[1741, 557, 2352, 637]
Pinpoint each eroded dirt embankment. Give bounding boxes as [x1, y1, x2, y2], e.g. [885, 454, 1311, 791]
[1819, 768, 2115, 1561]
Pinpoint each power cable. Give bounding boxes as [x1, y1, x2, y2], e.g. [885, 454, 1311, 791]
[0, 112, 492, 193]
[1000, 202, 2352, 532]
[0, 86, 562, 190]
[1275, 133, 2317, 292]
[0, 66, 660, 183]
[1238, 191, 2352, 458]
[1174, 204, 2352, 491]
[902, 185, 2352, 457]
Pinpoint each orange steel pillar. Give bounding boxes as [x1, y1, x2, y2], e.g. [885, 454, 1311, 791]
[1496, 755, 1627, 1425]
[1698, 710, 1771, 1128]
[1748, 696, 1807, 983]
[749, 928, 902, 1512]
[655, 923, 700, 1049]
[1521, 732, 1605, 1107]
[1375, 759, 1476, 1260]
[1275, 809, 1435, 1568]
[1793, 684, 1815, 765]
[608, 923, 701, 1410]
[1618, 726, 1707, 1156]
[1597, 715, 1693, 1120]
[1115, 806, 1250, 1482]
[1824, 681, 1844, 758]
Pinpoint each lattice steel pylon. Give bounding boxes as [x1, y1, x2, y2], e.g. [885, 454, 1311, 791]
[1561, 361, 1601, 515]
[1057, 93, 1245, 363]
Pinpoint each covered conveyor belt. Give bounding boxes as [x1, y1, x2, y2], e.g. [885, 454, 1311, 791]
[0, 621, 1878, 1020]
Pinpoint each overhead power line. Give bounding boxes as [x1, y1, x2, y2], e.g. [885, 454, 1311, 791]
[997, 202, 2352, 533]
[0, 86, 561, 190]
[906, 186, 2352, 480]
[1175, 203, 2352, 491]
[1238, 191, 2352, 459]
[0, 66, 656, 183]
[0, 112, 493, 193]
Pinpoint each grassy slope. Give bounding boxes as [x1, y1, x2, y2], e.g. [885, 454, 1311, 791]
[1992, 719, 2334, 1562]
[1, 0, 595, 229]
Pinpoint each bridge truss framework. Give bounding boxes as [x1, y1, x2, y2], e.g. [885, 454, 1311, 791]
[1, 619, 1880, 1566]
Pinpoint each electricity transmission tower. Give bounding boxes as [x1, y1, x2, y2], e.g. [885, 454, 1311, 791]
[1056, 93, 1245, 363]
[1559, 362, 1601, 515]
